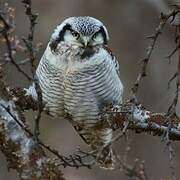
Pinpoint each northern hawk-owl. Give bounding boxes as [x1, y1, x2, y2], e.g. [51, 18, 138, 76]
[36, 16, 123, 169]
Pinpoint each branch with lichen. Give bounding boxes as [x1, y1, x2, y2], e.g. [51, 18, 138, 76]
[0, 80, 65, 180]
[11, 88, 180, 141]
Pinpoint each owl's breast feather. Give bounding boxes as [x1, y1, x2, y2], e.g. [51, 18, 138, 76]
[66, 46, 111, 72]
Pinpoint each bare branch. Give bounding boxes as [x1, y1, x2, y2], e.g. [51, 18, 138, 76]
[0, 7, 32, 81]
[21, 0, 38, 75]
[167, 24, 180, 117]
[131, 8, 180, 102]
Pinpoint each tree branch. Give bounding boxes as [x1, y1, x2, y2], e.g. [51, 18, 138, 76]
[131, 8, 180, 102]
[0, 80, 65, 180]
[10, 88, 180, 141]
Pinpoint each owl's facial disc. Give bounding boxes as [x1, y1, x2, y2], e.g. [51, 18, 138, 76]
[50, 17, 109, 52]
[63, 26, 107, 48]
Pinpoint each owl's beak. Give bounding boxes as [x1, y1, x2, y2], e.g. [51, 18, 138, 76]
[82, 36, 90, 47]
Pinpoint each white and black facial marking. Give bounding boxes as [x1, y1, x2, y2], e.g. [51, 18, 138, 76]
[90, 26, 108, 46]
[49, 16, 109, 56]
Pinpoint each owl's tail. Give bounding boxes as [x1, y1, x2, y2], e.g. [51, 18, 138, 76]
[73, 122, 116, 169]
[95, 145, 116, 170]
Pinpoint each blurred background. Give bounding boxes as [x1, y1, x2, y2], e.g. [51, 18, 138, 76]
[0, 0, 180, 179]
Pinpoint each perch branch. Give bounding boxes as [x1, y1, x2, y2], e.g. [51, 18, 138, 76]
[10, 88, 180, 141]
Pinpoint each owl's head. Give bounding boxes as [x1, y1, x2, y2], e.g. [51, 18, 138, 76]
[50, 16, 109, 51]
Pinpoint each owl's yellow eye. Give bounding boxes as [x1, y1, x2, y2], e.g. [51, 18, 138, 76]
[71, 31, 80, 39]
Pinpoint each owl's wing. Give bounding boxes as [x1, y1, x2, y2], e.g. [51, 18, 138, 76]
[112, 56, 120, 76]
[103, 46, 120, 76]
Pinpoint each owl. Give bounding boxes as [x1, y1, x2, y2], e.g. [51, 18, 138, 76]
[36, 16, 123, 169]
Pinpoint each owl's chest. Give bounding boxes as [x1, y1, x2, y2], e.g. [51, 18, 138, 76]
[38, 46, 122, 116]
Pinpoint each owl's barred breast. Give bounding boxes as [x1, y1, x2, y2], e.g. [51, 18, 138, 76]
[36, 44, 123, 122]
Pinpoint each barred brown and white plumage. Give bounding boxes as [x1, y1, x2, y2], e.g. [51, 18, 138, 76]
[36, 16, 123, 169]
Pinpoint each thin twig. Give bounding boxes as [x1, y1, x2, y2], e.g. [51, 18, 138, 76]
[21, 0, 38, 75]
[21, 0, 43, 140]
[164, 17, 180, 180]
[0, 11, 32, 81]
[131, 9, 180, 102]
[163, 123, 176, 180]
[167, 23, 180, 117]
